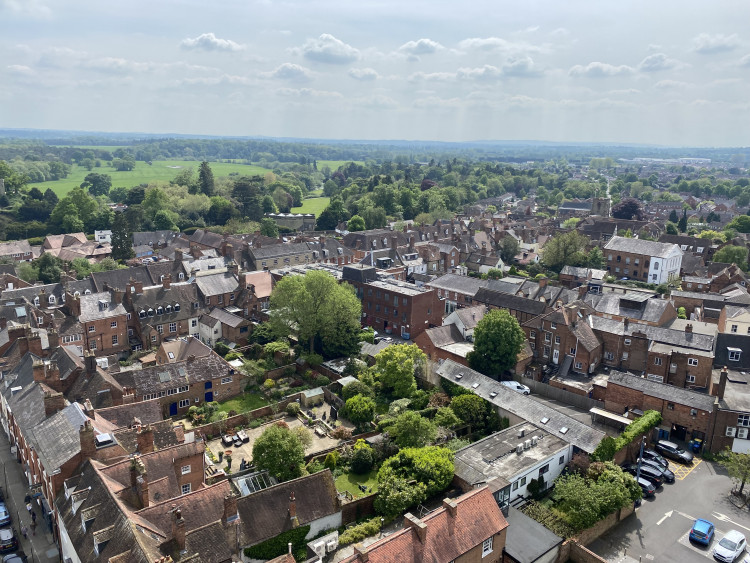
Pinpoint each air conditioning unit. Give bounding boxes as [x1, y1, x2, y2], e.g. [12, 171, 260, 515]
[326, 539, 338, 552]
[516, 444, 523, 454]
[313, 541, 326, 559]
[524, 439, 531, 450]
[531, 436, 538, 446]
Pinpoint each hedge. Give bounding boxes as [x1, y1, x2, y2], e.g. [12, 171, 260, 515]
[592, 410, 662, 461]
[339, 517, 382, 546]
[520, 501, 575, 539]
[244, 525, 311, 560]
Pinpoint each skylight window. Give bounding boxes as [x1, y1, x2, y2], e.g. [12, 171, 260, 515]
[541, 417, 550, 424]
[560, 427, 569, 434]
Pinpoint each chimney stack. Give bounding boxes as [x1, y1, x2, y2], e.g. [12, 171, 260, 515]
[288, 492, 299, 528]
[84, 349, 98, 375]
[173, 423, 185, 443]
[390, 236, 398, 251]
[172, 506, 186, 551]
[222, 493, 238, 525]
[79, 420, 96, 459]
[442, 498, 458, 536]
[47, 327, 59, 349]
[162, 274, 171, 290]
[538, 276, 548, 289]
[43, 391, 66, 417]
[403, 513, 427, 543]
[718, 366, 729, 401]
[137, 424, 155, 454]
[0, 317, 6, 330]
[685, 323, 693, 334]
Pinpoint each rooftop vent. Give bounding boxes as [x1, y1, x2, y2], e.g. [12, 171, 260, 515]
[541, 417, 550, 424]
[454, 373, 463, 380]
[560, 426, 569, 434]
[489, 392, 498, 399]
[472, 383, 480, 389]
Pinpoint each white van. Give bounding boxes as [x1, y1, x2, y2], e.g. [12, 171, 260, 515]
[500, 381, 530, 395]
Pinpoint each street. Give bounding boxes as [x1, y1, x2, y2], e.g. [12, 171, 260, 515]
[590, 458, 750, 562]
[0, 429, 60, 562]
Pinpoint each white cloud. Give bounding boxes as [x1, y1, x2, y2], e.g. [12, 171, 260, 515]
[298, 34, 359, 64]
[569, 62, 634, 77]
[7, 64, 34, 75]
[638, 53, 682, 72]
[180, 33, 245, 52]
[264, 63, 313, 81]
[348, 67, 379, 81]
[654, 80, 688, 89]
[692, 33, 740, 54]
[175, 74, 253, 87]
[457, 65, 503, 81]
[502, 56, 542, 77]
[0, 0, 50, 18]
[352, 94, 399, 109]
[409, 71, 457, 82]
[740, 53, 750, 67]
[457, 36, 545, 55]
[398, 38, 443, 55]
[275, 87, 342, 98]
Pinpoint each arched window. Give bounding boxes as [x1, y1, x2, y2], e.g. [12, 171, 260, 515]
[48, 295, 56, 305]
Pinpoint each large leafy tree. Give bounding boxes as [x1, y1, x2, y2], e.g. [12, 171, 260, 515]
[347, 214, 366, 232]
[316, 197, 349, 231]
[718, 448, 750, 495]
[713, 245, 749, 269]
[260, 217, 279, 238]
[233, 175, 264, 221]
[374, 470, 427, 517]
[611, 198, 645, 221]
[499, 236, 521, 264]
[252, 424, 305, 482]
[449, 394, 488, 432]
[80, 172, 112, 197]
[345, 394, 376, 427]
[388, 411, 437, 448]
[467, 309, 525, 377]
[541, 230, 589, 272]
[268, 270, 361, 358]
[378, 446, 454, 497]
[371, 344, 425, 399]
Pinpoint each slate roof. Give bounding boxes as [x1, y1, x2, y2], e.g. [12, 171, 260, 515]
[604, 236, 681, 258]
[715, 333, 750, 369]
[79, 292, 127, 322]
[453, 306, 486, 330]
[116, 353, 234, 396]
[91, 266, 157, 292]
[437, 360, 605, 453]
[195, 272, 239, 297]
[607, 370, 715, 412]
[236, 470, 340, 547]
[590, 316, 715, 352]
[426, 273, 488, 296]
[559, 200, 592, 211]
[209, 308, 247, 329]
[474, 288, 548, 316]
[584, 293, 671, 323]
[132, 230, 181, 248]
[94, 399, 164, 428]
[249, 242, 312, 260]
[423, 324, 465, 348]
[1, 282, 67, 305]
[112, 419, 182, 454]
[340, 487, 508, 563]
[503, 506, 562, 563]
[0, 239, 32, 256]
[130, 282, 205, 326]
[29, 402, 90, 472]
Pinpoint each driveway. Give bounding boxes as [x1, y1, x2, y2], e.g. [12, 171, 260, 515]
[589, 458, 750, 562]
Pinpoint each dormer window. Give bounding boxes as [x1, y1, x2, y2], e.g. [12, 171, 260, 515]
[139, 310, 146, 319]
[156, 307, 164, 315]
[147, 308, 155, 317]
[174, 303, 181, 312]
[48, 295, 56, 305]
[165, 305, 172, 314]
[179, 273, 184, 280]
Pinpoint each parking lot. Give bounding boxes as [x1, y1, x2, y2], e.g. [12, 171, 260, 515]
[589, 457, 750, 562]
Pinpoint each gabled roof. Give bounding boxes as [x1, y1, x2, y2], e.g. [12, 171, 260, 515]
[426, 273, 488, 296]
[244, 271, 273, 298]
[208, 307, 248, 328]
[474, 288, 548, 316]
[195, 272, 239, 298]
[604, 236, 681, 258]
[341, 487, 508, 563]
[79, 292, 127, 322]
[94, 399, 164, 429]
[29, 402, 90, 472]
[590, 316, 715, 352]
[607, 370, 715, 411]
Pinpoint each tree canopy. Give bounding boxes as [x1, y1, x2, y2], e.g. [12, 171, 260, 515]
[541, 230, 590, 272]
[371, 343, 426, 399]
[467, 309, 525, 377]
[713, 245, 749, 269]
[718, 448, 750, 495]
[388, 411, 437, 448]
[252, 423, 305, 482]
[268, 270, 361, 358]
[345, 394, 376, 427]
[611, 198, 644, 221]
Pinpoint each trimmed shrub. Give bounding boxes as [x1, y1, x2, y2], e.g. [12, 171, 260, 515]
[286, 402, 301, 416]
[339, 518, 382, 546]
[244, 525, 311, 560]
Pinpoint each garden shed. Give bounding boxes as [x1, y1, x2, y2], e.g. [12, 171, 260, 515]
[301, 387, 325, 408]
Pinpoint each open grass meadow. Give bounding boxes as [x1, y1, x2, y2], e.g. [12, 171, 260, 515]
[316, 160, 361, 172]
[28, 160, 271, 197]
[291, 196, 330, 216]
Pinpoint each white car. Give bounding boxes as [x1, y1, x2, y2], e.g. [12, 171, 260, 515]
[500, 381, 530, 395]
[714, 530, 747, 563]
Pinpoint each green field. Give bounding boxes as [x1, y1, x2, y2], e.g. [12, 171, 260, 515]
[29, 160, 271, 197]
[291, 196, 330, 216]
[334, 469, 379, 497]
[48, 145, 132, 151]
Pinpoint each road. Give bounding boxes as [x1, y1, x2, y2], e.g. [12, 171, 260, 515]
[589, 458, 750, 562]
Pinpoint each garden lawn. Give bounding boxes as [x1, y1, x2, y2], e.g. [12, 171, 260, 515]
[216, 392, 270, 415]
[335, 470, 379, 498]
[291, 196, 330, 216]
[28, 159, 271, 197]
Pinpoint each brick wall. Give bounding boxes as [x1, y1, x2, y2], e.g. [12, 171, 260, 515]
[191, 393, 302, 438]
[341, 493, 376, 524]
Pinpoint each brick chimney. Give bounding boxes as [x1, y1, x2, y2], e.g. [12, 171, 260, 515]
[288, 492, 299, 528]
[685, 323, 693, 334]
[162, 274, 172, 290]
[403, 513, 427, 543]
[228, 262, 239, 277]
[353, 546, 369, 562]
[84, 349, 98, 375]
[173, 423, 185, 443]
[0, 317, 6, 330]
[47, 327, 59, 350]
[134, 280, 143, 294]
[442, 498, 457, 536]
[112, 286, 124, 304]
[408, 237, 415, 252]
[18, 329, 43, 357]
[38, 288, 47, 309]
[433, 232, 438, 242]
[222, 493, 239, 525]
[67, 293, 81, 317]
[137, 424, 155, 454]
[538, 276, 548, 289]
[43, 391, 66, 417]
[390, 236, 398, 251]
[79, 420, 96, 459]
[718, 366, 729, 401]
[172, 506, 186, 551]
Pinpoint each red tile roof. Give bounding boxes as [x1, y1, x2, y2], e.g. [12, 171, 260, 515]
[342, 487, 508, 563]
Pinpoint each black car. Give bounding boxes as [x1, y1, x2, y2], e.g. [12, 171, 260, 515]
[0, 529, 17, 554]
[655, 440, 694, 464]
[636, 476, 656, 498]
[642, 449, 669, 469]
[623, 464, 664, 487]
[638, 458, 675, 483]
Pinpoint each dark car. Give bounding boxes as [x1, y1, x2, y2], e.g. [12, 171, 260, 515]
[636, 476, 656, 498]
[623, 464, 664, 487]
[0, 529, 17, 554]
[655, 440, 694, 464]
[642, 449, 669, 469]
[637, 458, 676, 483]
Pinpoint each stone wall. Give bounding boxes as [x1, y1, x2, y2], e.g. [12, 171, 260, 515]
[192, 392, 302, 438]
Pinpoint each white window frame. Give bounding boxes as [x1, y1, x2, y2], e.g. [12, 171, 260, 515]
[221, 376, 233, 384]
[482, 537, 493, 558]
[169, 322, 177, 333]
[624, 339, 631, 346]
[654, 357, 662, 366]
[686, 374, 695, 383]
[89, 325, 96, 332]
[738, 414, 750, 427]
[687, 358, 698, 366]
[181, 465, 191, 475]
[112, 334, 118, 346]
[110, 321, 117, 328]
[730, 350, 742, 361]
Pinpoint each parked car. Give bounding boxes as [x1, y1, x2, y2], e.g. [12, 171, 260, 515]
[623, 464, 664, 487]
[0, 529, 17, 554]
[655, 440, 694, 464]
[500, 381, 530, 395]
[713, 530, 747, 562]
[689, 519, 715, 546]
[637, 458, 676, 483]
[0, 505, 8, 527]
[636, 476, 656, 498]
[642, 449, 669, 470]
[2, 553, 27, 563]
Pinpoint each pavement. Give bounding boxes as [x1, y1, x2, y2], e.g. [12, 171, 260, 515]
[589, 457, 750, 563]
[0, 429, 60, 563]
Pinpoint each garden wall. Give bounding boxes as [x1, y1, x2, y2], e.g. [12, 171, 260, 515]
[555, 504, 635, 563]
[341, 493, 376, 524]
[322, 387, 344, 409]
[193, 392, 303, 438]
[265, 364, 297, 380]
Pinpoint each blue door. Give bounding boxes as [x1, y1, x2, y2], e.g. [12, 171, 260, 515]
[205, 381, 213, 389]
[205, 392, 213, 402]
[169, 402, 178, 416]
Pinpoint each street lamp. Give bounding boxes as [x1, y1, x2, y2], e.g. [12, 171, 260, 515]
[635, 436, 647, 485]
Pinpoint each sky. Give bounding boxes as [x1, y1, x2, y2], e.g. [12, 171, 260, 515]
[1, 0, 750, 146]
